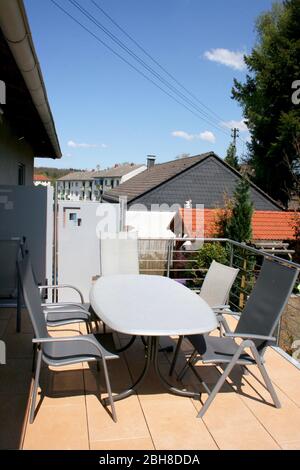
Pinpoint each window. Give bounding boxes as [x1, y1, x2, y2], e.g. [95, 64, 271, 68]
[18, 163, 25, 185]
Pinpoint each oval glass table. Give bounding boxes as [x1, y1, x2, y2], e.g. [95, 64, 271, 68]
[90, 274, 218, 404]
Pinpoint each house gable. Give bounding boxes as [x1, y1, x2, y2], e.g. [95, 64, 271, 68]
[130, 156, 281, 211]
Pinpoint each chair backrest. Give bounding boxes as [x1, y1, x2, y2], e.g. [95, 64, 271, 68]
[235, 258, 299, 350]
[200, 260, 239, 307]
[100, 232, 139, 276]
[0, 239, 21, 298]
[17, 254, 48, 339]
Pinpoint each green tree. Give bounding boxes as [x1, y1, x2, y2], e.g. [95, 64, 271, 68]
[227, 178, 253, 242]
[232, 0, 300, 207]
[215, 179, 254, 242]
[224, 143, 240, 170]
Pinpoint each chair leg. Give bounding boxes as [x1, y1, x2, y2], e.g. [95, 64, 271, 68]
[169, 336, 184, 376]
[101, 358, 117, 422]
[178, 349, 198, 381]
[30, 347, 42, 424]
[197, 341, 251, 419]
[249, 345, 281, 409]
[31, 343, 37, 373]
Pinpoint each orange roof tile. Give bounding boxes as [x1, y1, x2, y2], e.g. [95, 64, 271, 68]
[34, 174, 49, 181]
[178, 208, 298, 241]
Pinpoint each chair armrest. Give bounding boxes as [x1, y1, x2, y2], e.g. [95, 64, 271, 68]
[224, 332, 276, 342]
[38, 285, 84, 304]
[212, 304, 230, 311]
[42, 302, 88, 312]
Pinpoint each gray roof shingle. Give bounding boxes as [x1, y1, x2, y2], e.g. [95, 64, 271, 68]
[103, 153, 211, 202]
[103, 152, 282, 211]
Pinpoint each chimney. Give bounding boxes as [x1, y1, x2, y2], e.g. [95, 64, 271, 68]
[147, 155, 156, 169]
[184, 199, 192, 209]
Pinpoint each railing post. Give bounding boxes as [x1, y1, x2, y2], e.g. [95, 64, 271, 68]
[229, 242, 234, 267]
[166, 239, 172, 278]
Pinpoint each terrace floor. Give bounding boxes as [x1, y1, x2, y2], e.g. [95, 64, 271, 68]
[1, 308, 300, 450]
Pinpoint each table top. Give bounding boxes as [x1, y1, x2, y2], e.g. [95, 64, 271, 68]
[90, 274, 218, 336]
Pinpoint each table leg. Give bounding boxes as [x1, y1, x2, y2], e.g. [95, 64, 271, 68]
[103, 336, 153, 404]
[152, 337, 200, 399]
[103, 336, 201, 405]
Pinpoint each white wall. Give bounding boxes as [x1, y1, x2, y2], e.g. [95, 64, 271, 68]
[0, 117, 34, 185]
[57, 201, 120, 302]
[0, 185, 53, 284]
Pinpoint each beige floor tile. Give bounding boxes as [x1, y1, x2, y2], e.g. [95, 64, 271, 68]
[0, 393, 29, 449]
[0, 308, 14, 320]
[86, 394, 150, 443]
[186, 365, 280, 450]
[201, 392, 280, 449]
[5, 310, 33, 335]
[36, 367, 85, 408]
[0, 358, 32, 395]
[5, 333, 33, 359]
[0, 320, 8, 337]
[141, 397, 218, 450]
[23, 404, 89, 450]
[280, 441, 300, 450]
[90, 437, 154, 450]
[227, 366, 300, 447]
[84, 360, 132, 396]
[48, 325, 82, 337]
[264, 348, 300, 407]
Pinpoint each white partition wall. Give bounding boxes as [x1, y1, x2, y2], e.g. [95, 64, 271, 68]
[0, 185, 53, 285]
[57, 202, 120, 302]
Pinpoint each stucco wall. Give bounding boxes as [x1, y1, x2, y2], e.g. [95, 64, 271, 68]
[0, 117, 34, 185]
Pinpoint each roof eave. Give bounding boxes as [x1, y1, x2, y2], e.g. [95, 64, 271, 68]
[0, 0, 61, 158]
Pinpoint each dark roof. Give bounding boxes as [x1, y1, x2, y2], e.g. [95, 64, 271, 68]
[92, 164, 145, 178]
[103, 152, 283, 211]
[103, 153, 211, 202]
[58, 171, 95, 181]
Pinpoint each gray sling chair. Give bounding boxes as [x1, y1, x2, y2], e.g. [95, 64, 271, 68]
[17, 254, 119, 423]
[22, 250, 96, 333]
[169, 260, 239, 376]
[175, 258, 299, 418]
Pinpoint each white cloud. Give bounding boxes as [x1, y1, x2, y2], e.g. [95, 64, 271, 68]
[199, 131, 216, 143]
[221, 119, 248, 132]
[204, 48, 246, 71]
[172, 130, 194, 141]
[67, 140, 107, 149]
[171, 130, 216, 143]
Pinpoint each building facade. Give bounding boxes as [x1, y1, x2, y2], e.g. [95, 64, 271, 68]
[57, 164, 146, 202]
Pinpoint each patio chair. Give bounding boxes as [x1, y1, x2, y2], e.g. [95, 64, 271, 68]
[100, 231, 139, 276]
[18, 255, 119, 423]
[169, 260, 239, 375]
[177, 258, 299, 418]
[0, 238, 24, 332]
[23, 251, 95, 333]
[99, 232, 139, 343]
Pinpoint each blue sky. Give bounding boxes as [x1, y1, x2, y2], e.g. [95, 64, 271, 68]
[26, 0, 275, 170]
